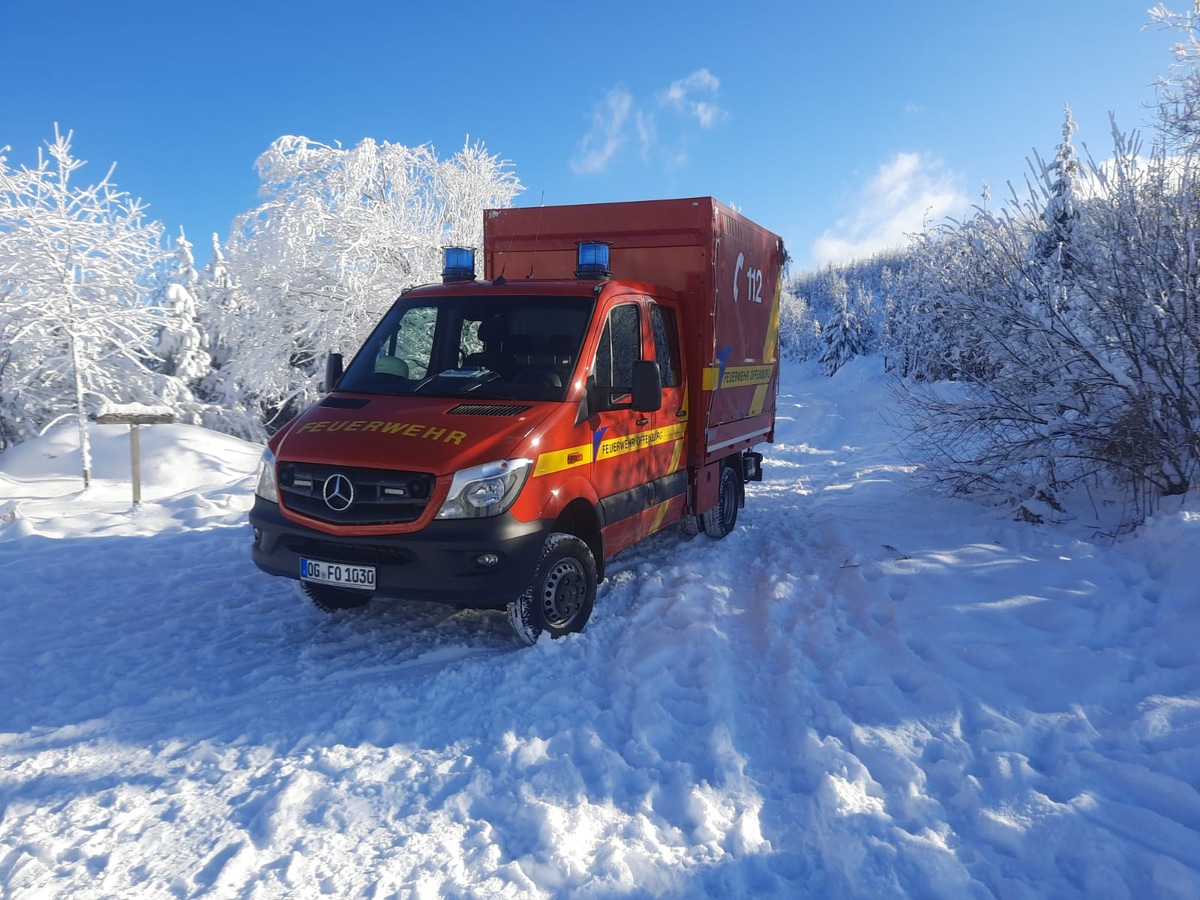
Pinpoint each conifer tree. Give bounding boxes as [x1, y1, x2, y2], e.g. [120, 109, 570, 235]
[1034, 106, 1081, 273]
[819, 275, 865, 376]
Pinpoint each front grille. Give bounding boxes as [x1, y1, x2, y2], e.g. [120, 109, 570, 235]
[278, 462, 435, 525]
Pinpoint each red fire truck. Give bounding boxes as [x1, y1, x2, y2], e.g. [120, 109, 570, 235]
[250, 197, 784, 643]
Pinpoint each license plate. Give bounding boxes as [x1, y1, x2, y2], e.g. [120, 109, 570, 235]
[300, 558, 376, 591]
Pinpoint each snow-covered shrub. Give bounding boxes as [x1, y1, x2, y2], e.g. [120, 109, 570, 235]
[897, 105, 1200, 523]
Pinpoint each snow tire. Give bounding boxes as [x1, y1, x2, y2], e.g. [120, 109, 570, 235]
[507, 533, 597, 645]
[701, 462, 743, 539]
[295, 579, 372, 613]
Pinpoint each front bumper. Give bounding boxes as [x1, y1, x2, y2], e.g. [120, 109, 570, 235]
[249, 497, 550, 610]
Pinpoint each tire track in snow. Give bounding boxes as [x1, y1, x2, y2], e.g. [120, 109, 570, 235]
[697, 372, 999, 896]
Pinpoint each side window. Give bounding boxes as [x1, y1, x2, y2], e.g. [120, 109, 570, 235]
[374, 305, 435, 379]
[650, 303, 681, 388]
[594, 303, 641, 390]
[460, 318, 485, 360]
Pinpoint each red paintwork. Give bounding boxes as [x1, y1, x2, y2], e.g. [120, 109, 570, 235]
[269, 197, 783, 560]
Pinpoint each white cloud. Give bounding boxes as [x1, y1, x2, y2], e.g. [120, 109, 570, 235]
[635, 110, 656, 162]
[572, 69, 728, 175]
[811, 152, 970, 265]
[570, 86, 633, 175]
[660, 69, 727, 128]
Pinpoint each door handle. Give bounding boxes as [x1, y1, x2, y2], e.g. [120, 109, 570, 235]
[635, 417, 650, 427]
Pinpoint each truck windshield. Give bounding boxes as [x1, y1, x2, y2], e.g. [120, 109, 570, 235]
[338, 295, 596, 402]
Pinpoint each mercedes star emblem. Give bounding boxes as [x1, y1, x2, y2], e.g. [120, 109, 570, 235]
[322, 473, 355, 512]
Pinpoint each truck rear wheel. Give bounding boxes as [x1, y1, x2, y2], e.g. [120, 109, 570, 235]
[701, 462, 743, 539]
[507, 533, 597, 645]
[295, 580, 372, 613]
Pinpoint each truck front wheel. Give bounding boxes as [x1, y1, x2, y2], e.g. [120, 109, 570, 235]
[295, 580, 372, 613]
[507, 533, 597, 645]
[701, 462, 743, 539]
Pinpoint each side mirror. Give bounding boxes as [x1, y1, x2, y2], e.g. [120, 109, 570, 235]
[576, 374, 599, 424]
[631, 360, 663, 412]
[576, 363, 661, 422]
[324, 352, 344, 393]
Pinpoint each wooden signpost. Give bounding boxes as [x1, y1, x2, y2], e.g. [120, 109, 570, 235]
[94, 407, 176, 505]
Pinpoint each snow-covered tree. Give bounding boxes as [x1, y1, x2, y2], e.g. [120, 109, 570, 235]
[1032, 105, 1082, 272]
[896, 107, 1200, 523]
[156, 231, 264, 442]
[1149, 1, 1200, 150]
[818, 274, 866, 376]
[154, 230, 212, 383]
[785, 249, 903, 364]
[197, 232, 234, 375]
[778, 283, 820, 362]
[0, 128, 169, 482]
[882, 227, 985, 381]
[213, 136, 522, 429]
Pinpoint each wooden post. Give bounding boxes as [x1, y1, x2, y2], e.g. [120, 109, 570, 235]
[130, 423, 142, 505]
[94, 410, 175, 506]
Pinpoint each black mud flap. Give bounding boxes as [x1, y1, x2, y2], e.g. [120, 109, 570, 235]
[742, 451, 764, 483]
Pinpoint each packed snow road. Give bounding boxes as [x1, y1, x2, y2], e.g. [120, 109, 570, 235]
[1, 360, 1197, 898]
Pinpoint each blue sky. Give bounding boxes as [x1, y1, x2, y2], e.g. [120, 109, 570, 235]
[0, 1, 1180, 271]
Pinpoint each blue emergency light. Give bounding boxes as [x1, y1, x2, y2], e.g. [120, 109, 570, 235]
[575, 241, 612, 279]
[442, 247, 476, 282]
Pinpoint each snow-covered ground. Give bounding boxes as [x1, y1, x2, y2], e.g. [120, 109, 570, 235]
[1, 360, 1197, 899]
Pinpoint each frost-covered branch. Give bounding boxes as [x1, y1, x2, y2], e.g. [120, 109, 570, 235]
[0, 128, 171, 481]
[210, 135, 522, 428]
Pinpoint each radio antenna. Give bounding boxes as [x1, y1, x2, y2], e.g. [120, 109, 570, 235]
[497, 208, 516, 282]
[527, 192, 545, 279]
[497, 194, 537, 282]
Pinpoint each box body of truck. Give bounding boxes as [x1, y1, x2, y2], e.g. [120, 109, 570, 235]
[249, 196, 783, 641]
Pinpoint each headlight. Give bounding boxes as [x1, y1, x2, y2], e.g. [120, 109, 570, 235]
[255, 449, 279, 502]
[435, 458, 533, 519]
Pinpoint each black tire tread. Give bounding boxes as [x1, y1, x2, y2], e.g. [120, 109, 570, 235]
[507, 532, 596, 645]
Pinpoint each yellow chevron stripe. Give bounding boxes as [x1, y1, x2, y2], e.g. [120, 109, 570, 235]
[749, 271, 783, 416]
[669, 434, 685, 473]
[533, 423, 688, 478]
[650, 499, 671, 533]
[594, 422, 687, 462]
[532, 443, 593, 477]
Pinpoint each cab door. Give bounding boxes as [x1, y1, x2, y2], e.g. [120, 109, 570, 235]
[587, 297, 672, 555]
[644, 298, 689, 534]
